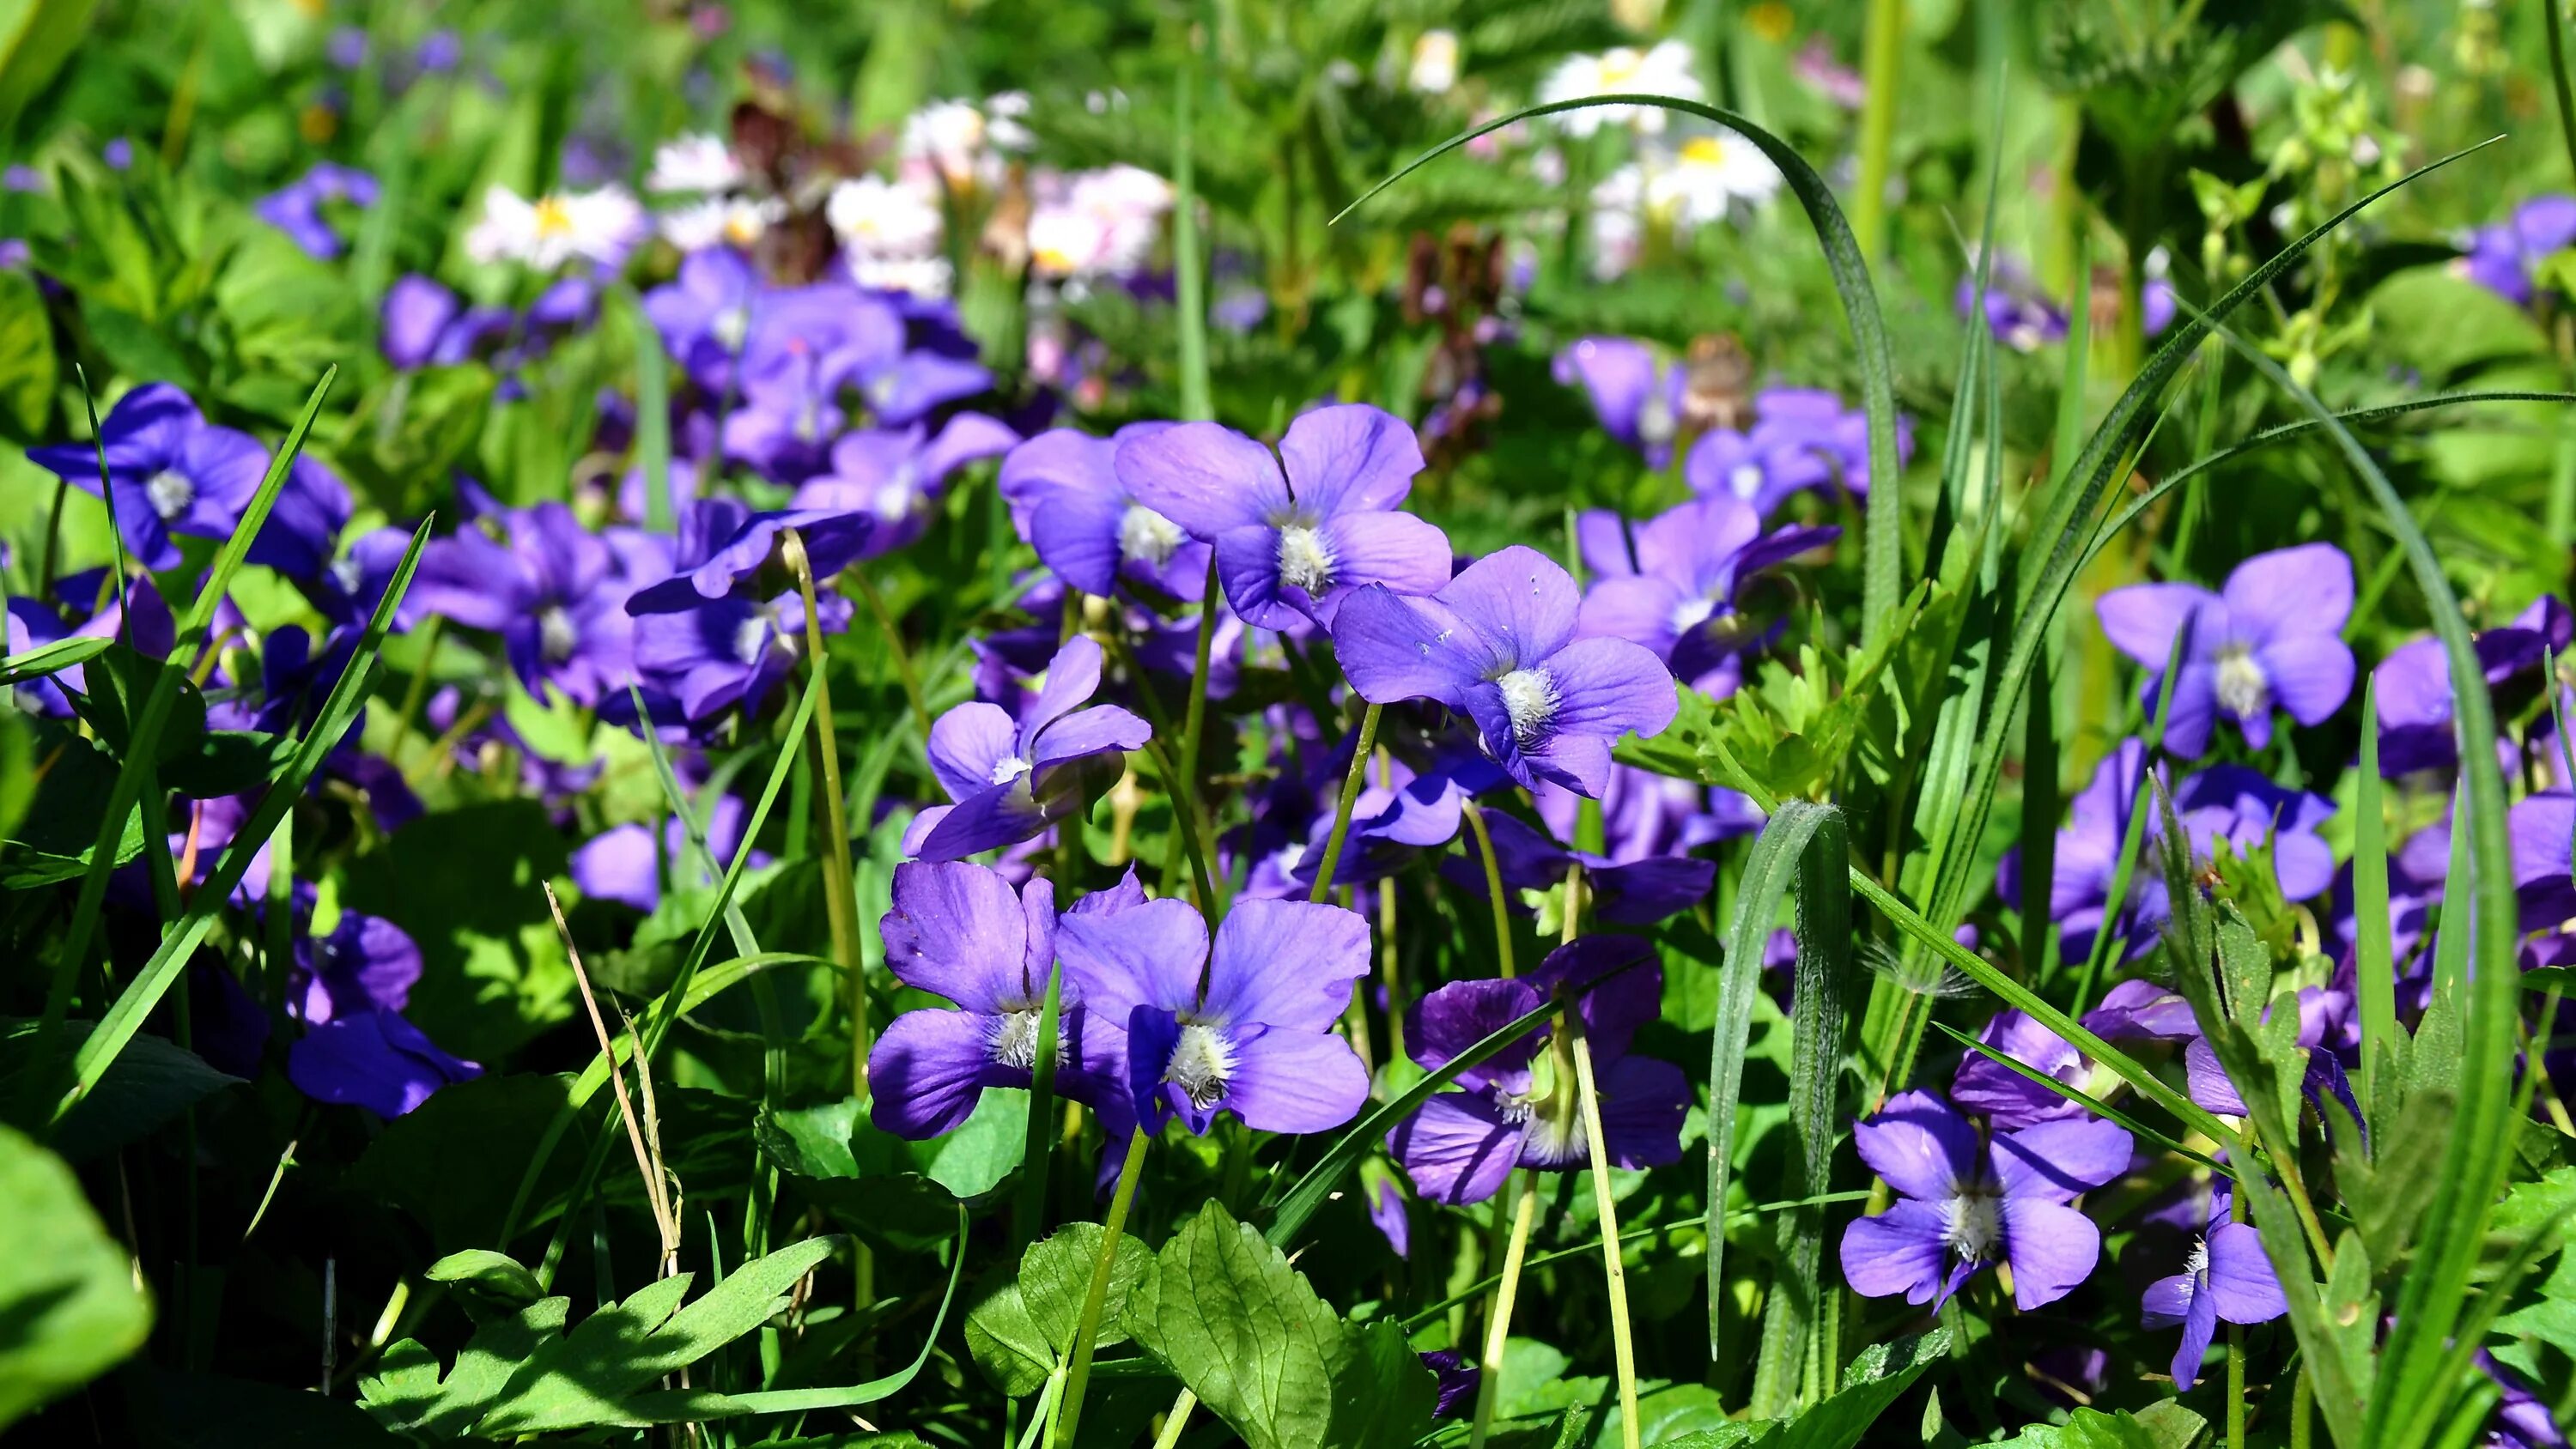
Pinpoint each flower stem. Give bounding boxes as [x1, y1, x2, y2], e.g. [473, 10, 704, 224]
[1306, 702, 1382, 904]
[1150, 1388, 1198, 1449]
[1462, 800, 1516, 980]
[1467, 1171, 1540, 1449]
[1053, 1124, 1151, 1449]
[1850, 0, 1905, 261]
[852, 565, 932, 746]
[1144, 738, 1220, 919]
[786, 531, 868, 1095]
[1570, 1020, 1639, 1449]
[1173, 555, 1223, 812]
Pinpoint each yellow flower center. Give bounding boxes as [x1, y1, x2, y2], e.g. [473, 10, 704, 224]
[532, 196, 575, 238]
[1680, 136, 1728, 167]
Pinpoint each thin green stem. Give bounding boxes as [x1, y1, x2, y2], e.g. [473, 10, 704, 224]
[1461, 800, 1516, 980]
[1173, 25, 1212, 425]
[2290, 1360, 2313, 1449]
[1570, 1020, 1638, 1449]
[787, 532, 867, 1094]
[2546, 0, 2576, 196]
[1467, 1171, 1540, 1449]
[1850, 0, 1905, 261]
[1173, 556, 1223, 817]
[1150, 1388, 1198, 1449]
[1143, 738, 1220, 919]
[1014, 961, 1065, 1252]
[1053, 1124, 1151, 1449]
[852, 567, 932, 745]
[2227, 1180, 2250, 1449]
[1307, 703, 1382, 904]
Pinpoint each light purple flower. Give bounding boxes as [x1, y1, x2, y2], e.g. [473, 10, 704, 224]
[1680, 413, 1836, 517]
[410, 502, 659, 706]
[252, 162, 378, 259]
[1056, 894, 1373, 1136]
[1114, 403, 1450, 627]
[644, 246, 762, 391]
[904, 634, 1151, 862]
[1573, 495, 1837, 691]
[27, 383, 278, 571]
[1334, 544, 1680, 797]
[2373, 596, 2568, 776]
[867, 861, 1129, 1138]
[1838, 1089, 2129, 1311]
[1552, 337, 1681, 464]
[2462, 196, 2576, 306]
[2140, 1185, 2287, 1391]
[2093, 543, 2356, 758]
[791, 413, 1019, 557]
[997, 422, 1212, 601]
[571, 793, 763, 913]
[623, 497, 876, 615]
[1949, 1009, 2095, 1130]
[630, 588, 848, 725]
[1385, 936, 1686, 1204]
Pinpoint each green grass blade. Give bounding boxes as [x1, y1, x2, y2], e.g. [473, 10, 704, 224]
[1750, 805, 1851, 1416]
[1172, 30, 1212, 424]
[631, 289, 675, 534]
[1704, 799, 1836, 1361]
[2354, 678, 2395, 1121]
[1336, 94, 1905, 648]
[2020, 645, 2061, 983]
[18, 367, 340, 1130]
[1931, 1021, 2233, 1179]
[2184, 311, 2518, 1449]
[0, 634, 112, 686]
[1848, 868, 2236, 1147]
[56, 510, 422, 1120]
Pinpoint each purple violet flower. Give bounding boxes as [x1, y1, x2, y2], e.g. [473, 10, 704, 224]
[1056, 894, 1374, 1136]
[1334, 544, 1680, 797]
[1437, 808, 1714, 925]
[2140, 1184, 2287, 1391]
[997, 422, 1214, 602]
[292, 900, 423, 1025]
[1573, 495, 1838, 692]
[572, 793, 764, 913]
[252, 162, 378, 260]
[29, 383, 282, 572]
[1113, 404, 1451, 628]
[1552, 337, 1681, 465]
[410, 502, 659, 706]
[2372, 596, 2569, 776]
[643, 246, 762, 391]
[623, 497, 876, 615]
[631, 589, 848, 725]
[1838, 1090, 2130, 1311]
[792, 413, 1020, 558]
[2093, 543, 2356, 758]
[287, 1010, 481, 1118]
[904, 634, 1151, 862]
[1949, 1010, 2099, 1130]
[1385, 936, 1687, 1204]
[867, 861, 1131, 1138]
[2461, 196, 2576, 306]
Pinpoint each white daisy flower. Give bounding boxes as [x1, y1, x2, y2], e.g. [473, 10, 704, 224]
[659, 195, 786, 253]
[1536, 40, 1703, 136]
[645, 134, 744, 195]
[465, 184, 645, 270]
[1643, 126, 1781, 226]
[1410, 30, 1461, 94]
[827, 174, 945, 263]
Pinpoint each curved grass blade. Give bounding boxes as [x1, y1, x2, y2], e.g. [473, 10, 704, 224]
[55, 509, 422, 1120]
[2184, 311, 2518, 1449]
[1704, 799, 1836, 1361]
[19, 367, 340, 1127]
[2354, 679, 2395, 1122]
[0, 634, 112, 686]
[1931, 1021, 2233, 1180]
[1335, 95, 1905, 647]
[1261, 965, 1645, 1248]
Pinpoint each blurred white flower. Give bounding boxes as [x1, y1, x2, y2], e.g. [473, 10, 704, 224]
[849, 254, 953, 298]
[659, 195, 785, 252]
[1410, 30, 1460, 94]
[1536, 41, 1701, 135]
[829, 174, 945, 261]
[903, 100, 999, 191]
[1028, 165, 1172, 281]
[1643, 127, 1781, 224]
[646, 134, 744, 195]
[465, 184, 645, 270]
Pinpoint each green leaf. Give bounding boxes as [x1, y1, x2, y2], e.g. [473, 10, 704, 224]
[0, 1120, 151, 1429]
[349, 1073, 591, 1252]
[128, 1364, 406, 1447]
[962, 1273, 1054, 1397]
[0, 0, 100, 139]
[477, 1236, 838, 1435]
[0, 270, 53, 438]
[1129, 1201, 1436, 1449]
[0, 731, 147, 888]
[423, 1250, 544, 1309]
[1663, 1329, 1949, 1449]
[5, 1021, 240, 1163]
[359, 1298, 569, 1440]
[1022, 1222, 1153, 1359]
[1990, 1403, 2210, 1447]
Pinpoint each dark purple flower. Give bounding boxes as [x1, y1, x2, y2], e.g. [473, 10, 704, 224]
[1420, 1351, 1479, 1418]
[571, 793, 762, 912]
[2482, 1349, 2571, 1449]
[1552, 337, 1681, 465]
[904, 634, 1151, 862]
[1335, 545, 1680, 797]
[27, 383, 276, 571]
[1533, 767, 1763, 863]
[293, 903, 422, 1025]
[6, 573, 175, 717]
[1839, 1090, 2129, 1311]
[1385, 936, 1686, 1204]
[1956, 253, 2069, 352]
[631, 588, 848, 724]
[1113, 404, 1450, 628]
[410, 502, 659, 706]
[254, 456, 355, 583]
[867, 861, 1126, 1138]
[623, 497, 875, 615]
[1573, 495, 1837, 692]
[644, 247, 762, 391]
[1949, 1009, 2097, 1129]
[2462, 196, 2576, 306]
[792, 413, 1019, 557]
[2373, 596, 2569, 776]
[2094, 543, 2356, 758]
[998, 422, 1214, 602]
[1291, 758, 1475, 890]
[1056, 894, 1373, 1136]
[287, 1010, 481, 1118]
[2141, 1183, 2287, 1391]
[252, 163, 378, 260]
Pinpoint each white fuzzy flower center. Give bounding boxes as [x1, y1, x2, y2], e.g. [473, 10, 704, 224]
[987, 1006, 1064, 1071]
[1728, 463, 1764, 499]
[989, 755, 1033, 786]
[145, 470, 194, 521]
[1637, 394, 1675, 447]
[1276, 524, 1334, 595]
[713, 305, 750, 352]
[1945, 1187, 2004, 1262]
[2214, 643, 2269, 718]
[875, 463, 922, 519]
[732, 615, 772, 665]
[2184, 1239, 2209, 1277]
[1669, 595, 1718, 634]
[1497, 667, 1559, 745]
[1163, 1022, 1236, 1110]
[1118, 505, 1186, 569]
[538, 605, 580, 664]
